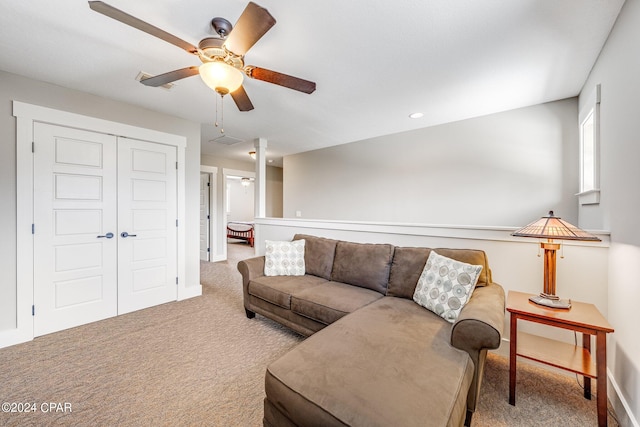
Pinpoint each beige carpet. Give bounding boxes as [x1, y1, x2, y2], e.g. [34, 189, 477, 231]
[0, 242, 618, 426]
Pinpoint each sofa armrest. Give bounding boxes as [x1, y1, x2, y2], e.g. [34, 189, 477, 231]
[451, 282, 505, 352]
[237, 256, 266, 286]
[237, 256, 266, 311]
[450, 281, 505, 412]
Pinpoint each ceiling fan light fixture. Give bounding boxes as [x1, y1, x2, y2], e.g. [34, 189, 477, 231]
[89, 1, 314, 111]
[199, 61, 244, 95]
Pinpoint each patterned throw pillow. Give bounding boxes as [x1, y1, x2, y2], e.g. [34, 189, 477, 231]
[413, 250, 483, 323]
[264, 239, 306, 276]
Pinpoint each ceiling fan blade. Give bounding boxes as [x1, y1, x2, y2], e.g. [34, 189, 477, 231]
[140, 66, 200, 87]
[88, 1, 198, 54]
[248, 67, 316, 94]
[223, 2, 276, 56]
[230, 85, 255, 111]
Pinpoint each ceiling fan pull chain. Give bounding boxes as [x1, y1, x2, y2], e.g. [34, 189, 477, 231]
[220, 94, 225, 134]
[214, 94, 219, 129]
[214, 93, 225, 134]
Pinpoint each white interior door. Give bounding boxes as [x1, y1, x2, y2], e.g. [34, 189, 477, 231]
[33, 123, 118, 336]
[200, 173, 210, 261]
[117, 138, 178, 314]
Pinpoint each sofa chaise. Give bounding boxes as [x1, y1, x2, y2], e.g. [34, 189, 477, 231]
[238, 234, 505, 427]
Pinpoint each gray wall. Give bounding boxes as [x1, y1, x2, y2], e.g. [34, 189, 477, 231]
[200, 154, 284, 218]
[579, 0, 640, 423]
[266, 166, 284, 218]
[227, 179, 255, 222]
[0, 70, 201, 331]
[283, 98, 579, 227]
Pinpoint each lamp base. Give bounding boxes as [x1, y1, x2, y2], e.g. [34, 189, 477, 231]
[529, 295, 572, 309]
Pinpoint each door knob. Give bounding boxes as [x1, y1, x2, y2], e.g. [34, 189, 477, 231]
[120, 232, 137, 238]
[97, 232, 114, 239]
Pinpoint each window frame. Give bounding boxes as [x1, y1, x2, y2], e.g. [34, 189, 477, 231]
[578, 84, 601, 205]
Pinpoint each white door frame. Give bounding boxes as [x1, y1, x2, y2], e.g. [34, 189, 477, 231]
[222, 168, 256, 260]
[200, 166, 222, 262]
[199, 171, 211, 262]
[7, 101, 191, 349]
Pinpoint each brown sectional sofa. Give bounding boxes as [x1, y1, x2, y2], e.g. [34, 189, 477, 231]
[237, 234, 505, 427]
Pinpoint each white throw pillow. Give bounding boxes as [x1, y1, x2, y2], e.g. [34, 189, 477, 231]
[264, 239, 306, 276]
[413, 250, 483, 323]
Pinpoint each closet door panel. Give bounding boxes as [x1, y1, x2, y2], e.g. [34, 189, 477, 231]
[117, 138, 178, 314]
[33, 123, 118, 336]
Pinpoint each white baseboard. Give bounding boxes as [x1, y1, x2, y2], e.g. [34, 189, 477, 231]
[608, 368, 639, 427]
[179, 284, 202, 300]
[0, 327, 32, 350]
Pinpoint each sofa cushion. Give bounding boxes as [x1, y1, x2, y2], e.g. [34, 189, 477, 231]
[291, 281, 383, 325]
[330, 241, 394, 294]
[293, 234, 338, 280]
[388, 247, 491, 298]
[264, 239, 306, 276]
[435, 248, 491, 286]
[265, 297, 473, 427]
[248, 275, 327, 309]
[413, 251, 483, 323]
[247, 295, 328, 336]
[387, 247, 433, 298]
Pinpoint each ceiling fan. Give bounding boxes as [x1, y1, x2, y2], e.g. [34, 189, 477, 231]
[88, 1, 316, 112]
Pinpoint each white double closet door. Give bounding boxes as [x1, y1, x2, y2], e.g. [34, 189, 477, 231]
[33, 123, 177, 337]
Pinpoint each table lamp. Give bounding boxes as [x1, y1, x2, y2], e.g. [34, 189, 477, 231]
[511, 211, 600, 308]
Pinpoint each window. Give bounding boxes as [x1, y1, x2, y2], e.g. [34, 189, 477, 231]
[578, 84, 600, 205]
[581, 110, 596, 192]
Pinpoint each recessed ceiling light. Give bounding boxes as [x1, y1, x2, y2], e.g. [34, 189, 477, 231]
[409, 112, 424, 119]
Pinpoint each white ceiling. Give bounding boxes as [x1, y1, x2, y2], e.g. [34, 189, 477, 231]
[0, 1, 625, 166]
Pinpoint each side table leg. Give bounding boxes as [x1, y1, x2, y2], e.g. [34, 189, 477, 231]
[596, 331, 607, 427]
[583, 333, 592, 400]
[509, 314, 517, 405]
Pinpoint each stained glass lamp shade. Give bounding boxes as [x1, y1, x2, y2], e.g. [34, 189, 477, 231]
[512, 211, 600, 297]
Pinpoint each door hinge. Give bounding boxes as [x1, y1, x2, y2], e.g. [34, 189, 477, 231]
[176, 161, 178, 170]
[207, 182, 210, 187]
[32, 305, 35, 316]
[176, 219, 178, 227]
[207, 215, 210, 220]
[207, 248, 210, 253]
[176, 277, 179, 285]
[31, 224, 35, 234]
[31, 142, 34, 153]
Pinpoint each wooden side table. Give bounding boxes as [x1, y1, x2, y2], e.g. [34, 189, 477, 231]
[506, 291, 614, 427]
